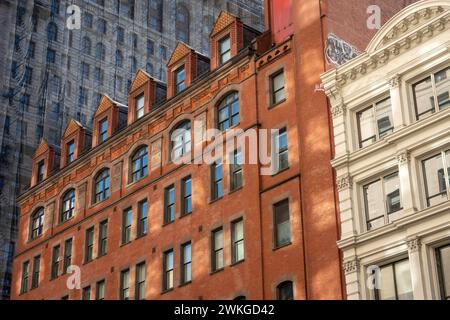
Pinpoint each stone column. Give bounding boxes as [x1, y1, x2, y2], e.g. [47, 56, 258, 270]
[337, 174, 355, 238]
[397, 150, 416, 215]
[389, 74, 405, 129]
[343, 258, 361, 300]
[407, 237, 426, 300]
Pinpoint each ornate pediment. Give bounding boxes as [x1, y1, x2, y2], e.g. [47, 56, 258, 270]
[94, 94, 116, 117]
[129, 69, 151, 93]
[167, 42, 193, 67]
[33, 139, 50, 159]
[63, 119, 83, 139]
[210, 11, 237, 38]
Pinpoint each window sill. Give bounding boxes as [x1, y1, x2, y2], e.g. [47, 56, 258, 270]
[273, 242, 292, 251]
[120, 241, 132, 248]
[97, 253, 107, 260]
[162, 220, 175, 227]
[269, 99, 286, 110]
[271, 167, 290, 177]
[210, 267, 225, 276]
[229, 186, 243, 195]
[83, 259, 94, 266]
[209, 196, 224, 205]
[135, 233, 147, 240]
[179, 212, 192, 220]
[178, 281, 192, 288]
[161, 288, 174, 295]
[230, 259, 245, 267]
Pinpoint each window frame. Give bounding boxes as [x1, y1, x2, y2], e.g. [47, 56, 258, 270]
[130, 146, 149, 183]
[163, 249, 174, 292]
[135, 93, 145, 120]
[60, 189, 76, 223]
[120, 268, 130, 300]
[170, 121, 191, 161]
[122, 208, 132, 244]
[422, 149, 450, 208]
[174, 65, 186, 94]
[135, 262, 146, 300]
[63, 238, 73, 273]
[211, 227, 224, 272]
[37, 160, 45, 183]
[98, 220, 108, 256]
[31, 255, 40, 289]
[436, 244, 450, 300]
[66, 140, 75, 164]
[137, 199, 148, 237]
[277, 281, 294, 300]
[181, 176, 192, 216]
[164, 185, 175, 224]
[218, 35, 231, 65]
[274, 127, 289, 173]
[98, 117, 108, 143]
[270, 69, 286, 106]
[217, 92, 240, 132]
[20, 260, 30, 294]
[94, 169, 110, 204]
[85, 227, 94, 263]
[231, 218, 245, 264]
[51, 245, 60, 280]
[30, 207, 44, 240]
[95, 280, 105, 300]
[211, 162, 223, 201]
[273, 199, 291, 249]
[230, 149, 243, 191]
[180, 241, 192, 285]
[373, 258, 413, 300]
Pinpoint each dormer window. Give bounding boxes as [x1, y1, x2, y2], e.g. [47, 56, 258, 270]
[219, 35, 231, 65]
[99, 118, 108, 143]
[67, 140, 75, 164]
[135, 94, 145, 119]
[37, 160, 45, 183]
[175, 66, 185, 94]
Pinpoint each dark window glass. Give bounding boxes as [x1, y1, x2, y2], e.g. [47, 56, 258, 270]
[175, 5, 190, 43]
[85, 228, 94, 262]
[181, 242, 192, 284]
[136, 262, 146, 300]
[149, 0, 163, 32]
[175, 66, 185, 94]
[181, 176, 192, 216]
[171, 121, 191, 160]
[37, 160, 45, 183]
[212, 228, 224, 272]
[437, 244, 450, 300]
[47, 22, 57, 41]
[31, 208, 44, 239]
[274, 199, 291, 247]
[422, 150, 450, 207]
[217, 92, 239, 131]
[63, 238, 72, 273]
[20, 261, 29, 294]
[276, 128, 289, 172]
[135, 94, 145, 119]
[137, 200, 148, 237]
[51, 245, 60, 279]
[230, 150, 243, 190]
[96, 280, 105, 300]
[271, 70, 286, 105]
[99, 220, 108, 256]
[277, 281, 293, 300]
[31, 256, 40, 289]
[211, 163, 223, 200]
[357, 98, 394, 148]
[67, 140, 75, 164]
[131, 147, 148, 182]
[164, 185, 175, 224]
[94, 169, 110, 203]
[61, 189, 75, 222]
[46, 48, 56, 63]
[82, 286, 91, 300]
[219, 35, 231, 65]
[120, 269, 130, 300]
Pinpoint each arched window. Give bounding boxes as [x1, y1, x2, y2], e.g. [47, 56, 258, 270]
[131, 146, 148, 182]
[31, 208, 44, 239]
[148, 0, 163, 32]
[115, 50, 123, 67]
[277, 281, 293, 300]
[176, 4, 190, 43]
[47, 22, 58, 42]
[146, 63, 154, 76]
[171, 121, 191, 161]
[82, 36, 92, 55]
[61, 189, 75, 223]
[95, 42, 106, 61]
[94, 169, 110, 203]
[217, 92, 239, 131]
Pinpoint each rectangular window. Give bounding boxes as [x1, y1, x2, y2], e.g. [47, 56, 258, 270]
[357, 98, 394, 148]
[94, 67, 104, 85]
[51, 245, 60, 279]
[163, 249, 174, 291]
[422, 150, 450, 207]
[230, 150, 243, 190]
[82, 286, 91, 300]
[135, 94, 145, 119]
[211, 163, 223, 200]
[135, 262, 146, 300]
[120, 269, 130, 300]
[81, 62, 90, 80]
[374, 259, 413, 300]
[99, 118, 108, 143]
[175, 66, 185, 94]
[219, 35, 231, 65]
[181, 176, 192, 216]
[212, 228, 224, 272]
[275, 128, 289, 172]
[147, 39, 155, 56]
[117, 26, 124, 43]
[46, 48, 56, 63]
[98, 220, 108, 256]
[37, 160, 45, 183]
[164, 185, 175, 224]
[20, 261, 29, 294]
[274, 199, 291, 248]
[122, 208, 132, 244]
[181, 242, 192, 284]
[85, 228, 94, 262]
[96, 280, 105, 300]
[67, 140, 75, 164]
[437, 244, 450, 300]
[231, 219, 244, 263]
[414, 67, 450, 120]
[31, 255, 40, 289]
[137, 200, 148, 237]
[271, 70, 286, 105]
[63, 238, 72, 273]
[363, 172, 401, 230]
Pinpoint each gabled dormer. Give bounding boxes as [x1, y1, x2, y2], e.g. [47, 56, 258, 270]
[128, 69, 166, 124]
[210, 11, 260, 70]
[92, 94, 128, 147]
[31, 139, 55, 187]
[166, 42, 210, 99]
[60, 119, 90, 168]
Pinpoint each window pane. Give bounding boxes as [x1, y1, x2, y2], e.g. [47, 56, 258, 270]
[423, 154, 447, 207]
[358, 108, 376, 147]
[376, 98, 393, 138]
[438, 245, 450, 299]
[435, 67, 450, 111]
[364, 180, 385, 229]
[379, 265, 396, 300]
[384, 173, 401, 216]
[414, 77, 435, 120]
[395, 260, 413, 300]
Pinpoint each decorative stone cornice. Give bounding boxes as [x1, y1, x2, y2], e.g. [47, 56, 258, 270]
[337, 174, 353, 191]
[397, 151, 410, 165]
[343, 259, 360, 275]
[407, 237, 421, 253]
[331, 103, 346, 118]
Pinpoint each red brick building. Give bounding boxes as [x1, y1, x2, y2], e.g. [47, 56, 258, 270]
[11, 0, 416, 300]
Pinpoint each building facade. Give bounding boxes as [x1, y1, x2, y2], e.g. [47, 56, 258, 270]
[322, 0, 450, 300]
[0, 0, 264, 299]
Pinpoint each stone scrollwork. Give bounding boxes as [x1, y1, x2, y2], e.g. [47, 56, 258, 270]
[337, 174, 352, 191]
[343, 259, 360, 275]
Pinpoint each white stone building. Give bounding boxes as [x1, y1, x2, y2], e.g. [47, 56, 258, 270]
[322, 0, 450, 300]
